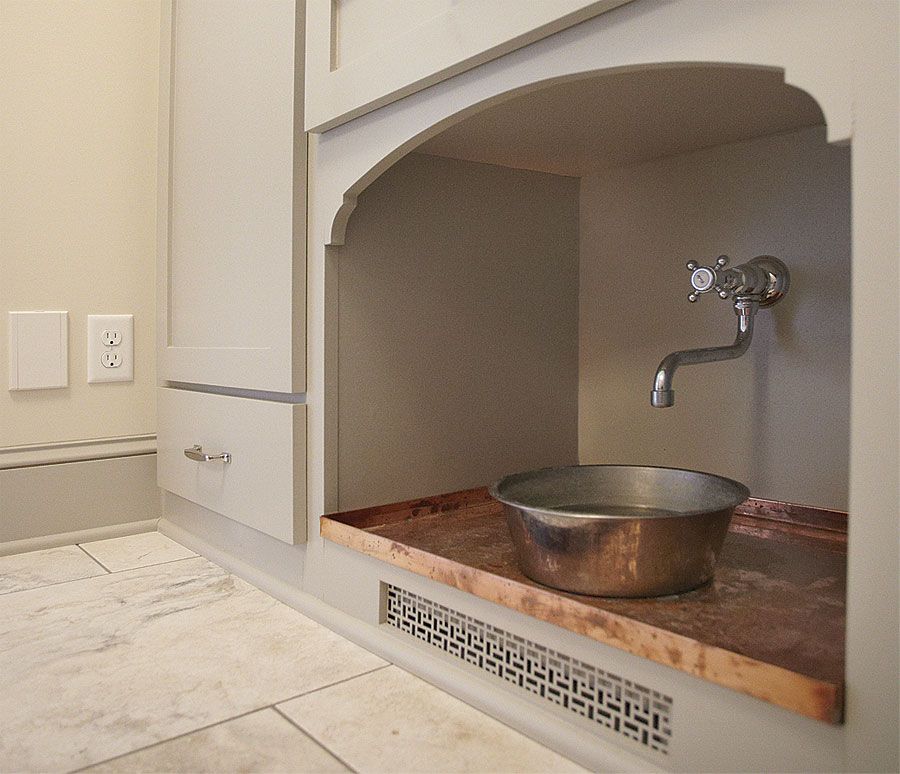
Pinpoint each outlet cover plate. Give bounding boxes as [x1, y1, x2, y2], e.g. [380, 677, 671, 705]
[87, 314, 134, 383]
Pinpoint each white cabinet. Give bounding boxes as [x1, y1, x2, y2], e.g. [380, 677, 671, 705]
[304, 2, 898, 770]
[156, 0, 308, 543]
[304, 0, 631, 132]
[158, 0, 306, 393]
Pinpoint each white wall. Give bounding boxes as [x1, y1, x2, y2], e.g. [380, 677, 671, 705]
[0, 0, 159, 449]
[579, 126, 851, 509]
[336, 153, 579, 509]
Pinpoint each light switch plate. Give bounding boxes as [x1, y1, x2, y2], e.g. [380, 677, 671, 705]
[87, 314, 134, 383]
[8, 311, 68, 390]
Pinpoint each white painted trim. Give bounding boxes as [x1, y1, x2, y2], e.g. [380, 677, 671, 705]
[0, 434, 157, 469]
[1, 454, 161, 545]
[158, 516, 658, 774]
[0, 519, 158, 558]
[305, 0, 630, 132]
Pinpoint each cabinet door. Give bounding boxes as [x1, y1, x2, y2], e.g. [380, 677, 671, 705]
[158, 0, 306, 393]
[305, 0, 631, 132]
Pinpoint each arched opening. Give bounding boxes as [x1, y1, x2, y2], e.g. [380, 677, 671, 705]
[329, 64, 850, 513]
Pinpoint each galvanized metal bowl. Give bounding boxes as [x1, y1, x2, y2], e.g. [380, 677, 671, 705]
[490, 465, 750, 597]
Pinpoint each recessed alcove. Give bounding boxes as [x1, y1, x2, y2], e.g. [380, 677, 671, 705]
[332, 65, 851, 513]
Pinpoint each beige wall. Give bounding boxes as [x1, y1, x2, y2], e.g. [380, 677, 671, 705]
[0, 0, 159, 449]
[579, 126, 851, 509]
[336, 153, 579, 509]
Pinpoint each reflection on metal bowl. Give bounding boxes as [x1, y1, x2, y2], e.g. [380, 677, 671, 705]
[490, 464, 750, 597]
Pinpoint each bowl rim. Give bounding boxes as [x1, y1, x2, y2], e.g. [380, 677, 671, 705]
[488, 463, 751, 520]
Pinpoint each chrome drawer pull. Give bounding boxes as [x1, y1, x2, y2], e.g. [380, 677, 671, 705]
[184, 445, 231, 464]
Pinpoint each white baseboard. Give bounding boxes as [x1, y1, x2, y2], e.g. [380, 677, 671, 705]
[159, 517, 655, 774]
[0, 519, 158, 557]
[0, 454, 161, 547]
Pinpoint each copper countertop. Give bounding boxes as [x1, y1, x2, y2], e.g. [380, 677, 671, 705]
[322, 487, 846, 724]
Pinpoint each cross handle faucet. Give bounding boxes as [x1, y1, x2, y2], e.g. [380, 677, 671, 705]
[650, 255, 791, 408]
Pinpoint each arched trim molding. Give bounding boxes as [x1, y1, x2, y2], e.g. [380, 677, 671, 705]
[322, 60, 848, 248]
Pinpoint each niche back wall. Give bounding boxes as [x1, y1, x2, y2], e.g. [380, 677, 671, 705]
[579, 126, 851, 510]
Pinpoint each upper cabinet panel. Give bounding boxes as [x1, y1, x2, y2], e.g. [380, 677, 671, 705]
[304, 0, 631, 132]
[158, 0, 306, 393]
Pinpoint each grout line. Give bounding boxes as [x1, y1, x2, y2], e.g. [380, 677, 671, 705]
[0, 556, 204, 598]
[69, 706, 266, 774]
[75, 543, 112, 573]
[103, 555, 201, 575]
[271, 705, 358, 774]
[70, 665, 391, 772]
[272, 663, 393, 706]
[70, 666, 392, 774]
[0, 574, 105, 598]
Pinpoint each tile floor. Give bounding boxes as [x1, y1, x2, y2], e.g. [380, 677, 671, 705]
[0, 531, 584, 773]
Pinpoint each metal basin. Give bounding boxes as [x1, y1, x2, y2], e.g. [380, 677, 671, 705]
[489, 465, 749, 597]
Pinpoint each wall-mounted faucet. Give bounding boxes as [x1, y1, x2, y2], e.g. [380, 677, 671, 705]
[650, 255, 790, 408]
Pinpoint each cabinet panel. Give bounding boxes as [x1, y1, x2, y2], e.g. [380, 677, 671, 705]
[159, 0, 306, 392]
[305, 0, 630, 132]
[157, 388, 306, 544]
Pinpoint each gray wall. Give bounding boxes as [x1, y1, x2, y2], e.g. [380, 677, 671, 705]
[337, 153, 580, 509]
[579, 126, 851, 509]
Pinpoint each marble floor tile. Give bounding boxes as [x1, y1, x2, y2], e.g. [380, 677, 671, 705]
[278, 665, 585, 773]
[0, 544, 106, 595]
[0, 556, 386, 772]
[85, 708, 349, 773]
[80, 531, 196, 572]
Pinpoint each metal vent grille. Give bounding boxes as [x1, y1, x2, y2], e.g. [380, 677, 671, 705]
[385, 584, 673, 754]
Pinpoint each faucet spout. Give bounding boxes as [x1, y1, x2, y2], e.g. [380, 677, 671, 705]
[650, 298, 758, 408]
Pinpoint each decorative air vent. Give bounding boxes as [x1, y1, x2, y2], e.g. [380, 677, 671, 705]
[385, 584, 673, 754]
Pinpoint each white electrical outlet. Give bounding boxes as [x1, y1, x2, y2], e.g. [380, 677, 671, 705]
[101, 351, 122, 368]
[88, 314, 134, 383]
[102, 329, 122, 346]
